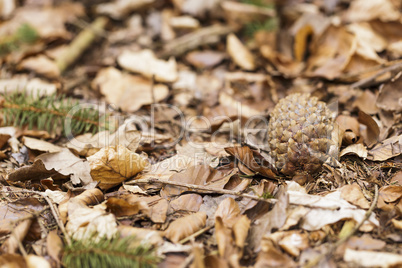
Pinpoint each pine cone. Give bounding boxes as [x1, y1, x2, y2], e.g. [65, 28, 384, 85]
[268, 93, 336, 178]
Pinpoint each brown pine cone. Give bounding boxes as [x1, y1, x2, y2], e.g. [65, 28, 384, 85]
[268, 93, 337, 178]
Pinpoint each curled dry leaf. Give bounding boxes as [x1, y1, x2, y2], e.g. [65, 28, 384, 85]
[226, 33, 255, 71]
[343, 0, 400, 22]
[215, 216, 237, 260]
[58, 188, 104, 223]
[214, 197, 240, 228]
[66, 201, 117, 241]
[118, 49, 178, 82]
[233, 215, 250, 248]
[87, 145, 148, 190]
[358, 111, 380, 147]
[92, 67, 169, 112]
[340, 143, 368, 159]
[164, 211, 207, 243]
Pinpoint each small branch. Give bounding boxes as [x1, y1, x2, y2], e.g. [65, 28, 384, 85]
[129, 178, 277, 204]
[56, 16, 109, 73]
[350, 62, 402, 88]
[303, 184, 379, 268]
[158, 24, 233, 58]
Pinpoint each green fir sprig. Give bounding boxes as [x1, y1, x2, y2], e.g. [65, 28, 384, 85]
[0, 91, 109, 136]
[62, 236, 158, 268]
[0, 23, 39, 56]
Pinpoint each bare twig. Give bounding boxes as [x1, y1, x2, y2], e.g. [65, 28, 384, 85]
[129, 178, 277, 204]
[303, 184, 379, 268]
[56, 16, 109, 73]
[350, 62, 402, 88]
[158, 24, 233, 58]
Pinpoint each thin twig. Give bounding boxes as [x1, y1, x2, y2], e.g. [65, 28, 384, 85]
[303, 184, 379, 268]
[129, 178, 277, 204]
[0, 189, 72, 245]
[350, 63, 402, 88]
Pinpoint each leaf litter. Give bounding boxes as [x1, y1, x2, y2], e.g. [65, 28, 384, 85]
[0, 0, 401, 267]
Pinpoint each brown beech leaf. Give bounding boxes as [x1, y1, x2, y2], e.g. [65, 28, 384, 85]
[341, 183, 370, 209]
[233, 215, 251, 248]
[17, 55, 60, 79]
[336, 114, 361, 145]
[225, 146, 276, 179]
[47, 230, 63, 263]
[22, 136, 62, 153]
[353, 90, 379, 115]
[0, 219, 32, 254]
[255, 241, 296, 268]
[92, 67, 169, 112]
[0, 254, 26, 267]
[118, 49, 178, 82]
[87, 145, 148, 190]
[340, 143, 368, 159]
[58, 189, 104, 223]
[358, 111, 380, 147]
[214, 197, 240, 228]
[164, 211, 206, 243]
[377, 73, 402, 112]
[368, 134, 402, 161]
[161, 165, 235, 197]
[215, 216, 237, 259]
[170, 194, 203, 213]
[8, 148, 92, 185]
[379, 185, 402, 203]
[227, 33, 255, 70]
[106, 197, 150, 217]
[118, 226, 163, 246]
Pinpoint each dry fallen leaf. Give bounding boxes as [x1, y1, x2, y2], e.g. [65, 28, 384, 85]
[344, 248, 402, 267]
[118, 49, 178, 82]
[7, 148, 92, 185]
[164, 211, 207, 243]
[87, 145, 148, 190]
[22, 136, 62, 153]
[66, 201, 118, 241]
[106, 197, 150, 217]
[46, 230, 63, 263]
[376, 72, 402, 112]
[340, 143, 368, 159]
[340, 183, 370, 209]
[368, 134, 402, 161]
[96, 0, 154, 19]
[227, 33, 255, 71]
[92, 67, 169, 112]
[214, 197, 241, 228]
[17, 55, 60, 79]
